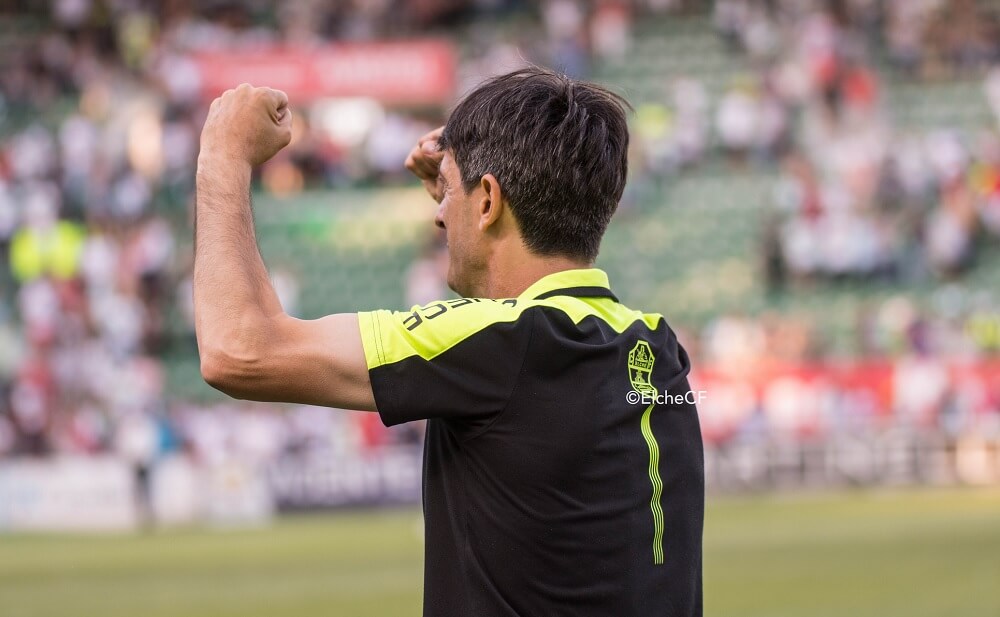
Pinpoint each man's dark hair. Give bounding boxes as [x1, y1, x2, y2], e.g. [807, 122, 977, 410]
[439, 67, 630, 262]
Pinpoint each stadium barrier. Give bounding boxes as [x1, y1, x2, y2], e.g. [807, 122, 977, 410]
[704, 433, 1000, 492]
[1, 437, 996, 531]
[0, 455, 273, 532]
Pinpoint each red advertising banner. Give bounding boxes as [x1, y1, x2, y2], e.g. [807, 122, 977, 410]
[193, 41, 457, 105]
[691, 359, 1000, 444]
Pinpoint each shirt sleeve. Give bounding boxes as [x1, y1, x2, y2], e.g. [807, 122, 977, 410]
[358, 298, 534, 428]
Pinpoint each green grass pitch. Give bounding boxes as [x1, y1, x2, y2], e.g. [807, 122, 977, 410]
[1, 489, 998, 617]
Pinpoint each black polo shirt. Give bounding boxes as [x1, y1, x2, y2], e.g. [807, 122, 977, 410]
[358, 268, 703, 617]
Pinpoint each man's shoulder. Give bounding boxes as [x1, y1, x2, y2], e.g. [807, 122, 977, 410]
[359, 293, 667, 370]
[358, 298, 531, 368]
[368, 296, 528, 336]
[526, 294, 665, 336]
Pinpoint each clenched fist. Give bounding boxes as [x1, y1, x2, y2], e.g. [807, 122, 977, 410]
[200, 84, 292, 167]
[405, 126, 445, 202]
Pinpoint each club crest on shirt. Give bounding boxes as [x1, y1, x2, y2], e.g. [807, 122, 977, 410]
[627, 340, 656, 396]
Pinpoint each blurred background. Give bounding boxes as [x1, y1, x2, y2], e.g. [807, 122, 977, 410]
[0, 0, 998, 616]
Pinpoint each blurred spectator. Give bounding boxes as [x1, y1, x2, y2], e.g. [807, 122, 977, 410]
[590, 0, 632, 61]
[716, 81, 759, 160]
[543, 0, 589, 77]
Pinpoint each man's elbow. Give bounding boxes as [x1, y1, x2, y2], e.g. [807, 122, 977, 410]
[197, 310, 288, 397]
[199, 335, 271, 399]
[200, 349, 238, 396]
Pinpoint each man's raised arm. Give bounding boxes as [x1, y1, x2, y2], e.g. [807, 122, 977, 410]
[194, 84, 375, 411]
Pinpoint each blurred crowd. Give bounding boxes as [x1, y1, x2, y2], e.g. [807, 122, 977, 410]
[628, 0, 1000, 283]
[743, 0, 1000, 284]
[0, 0, 998, 461]
[621, 0, 1000, 359]
[700, 1, 1000, 442]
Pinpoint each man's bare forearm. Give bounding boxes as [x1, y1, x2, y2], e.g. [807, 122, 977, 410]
[193, 156, 283, 361]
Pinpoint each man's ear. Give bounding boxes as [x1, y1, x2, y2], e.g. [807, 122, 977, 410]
[477, 173, 504, 232]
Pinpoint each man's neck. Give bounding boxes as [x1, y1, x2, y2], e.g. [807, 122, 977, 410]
[478, 249, 591, 299]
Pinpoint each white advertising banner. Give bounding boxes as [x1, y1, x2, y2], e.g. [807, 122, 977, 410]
[0, 457, 137, 532]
